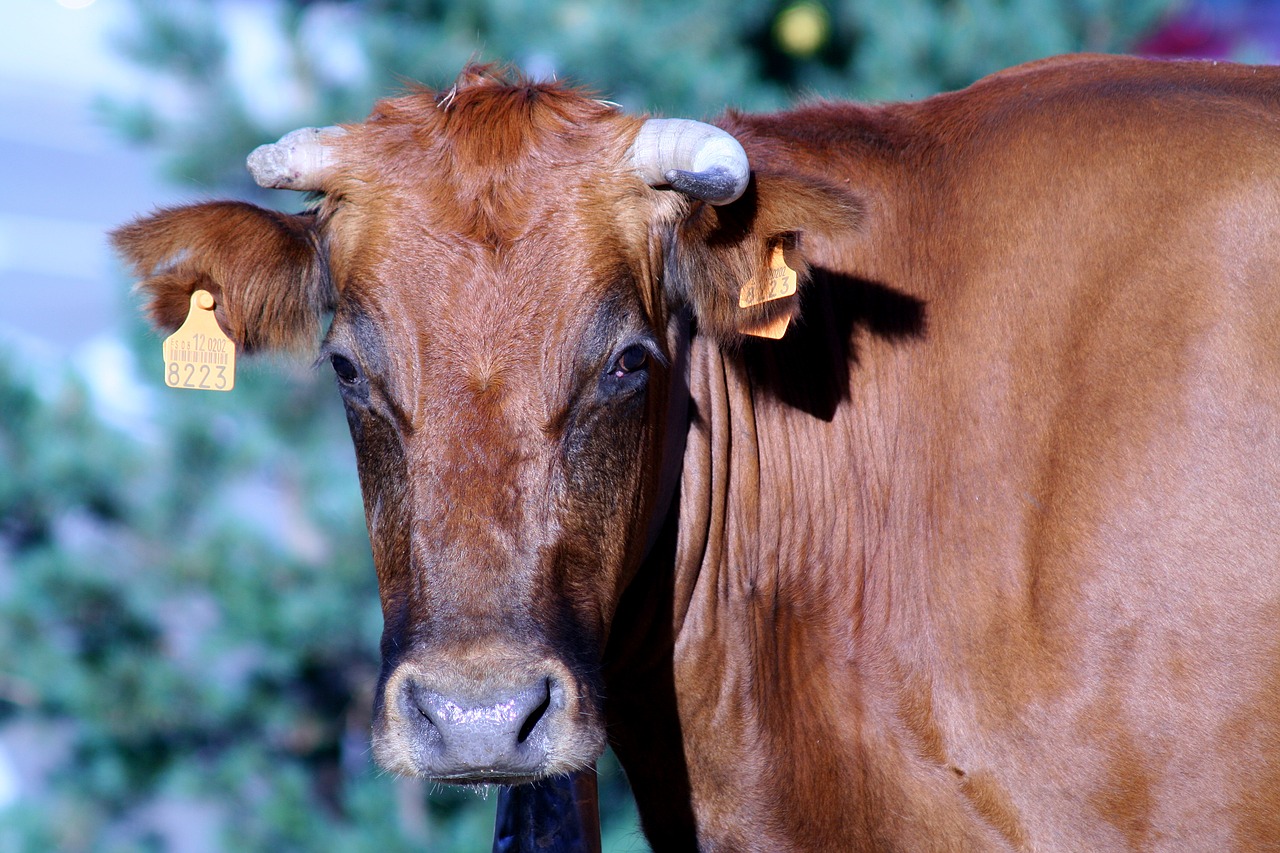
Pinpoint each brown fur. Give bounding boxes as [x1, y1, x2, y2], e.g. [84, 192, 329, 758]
[111, 202, 331, 352]
[113, 58, 1280, 850]
[666, 171, 865, 343]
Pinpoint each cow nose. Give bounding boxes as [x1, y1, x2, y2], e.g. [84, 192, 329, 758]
[402, 676, 557, 778]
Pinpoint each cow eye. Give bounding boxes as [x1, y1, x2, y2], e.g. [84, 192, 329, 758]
[330, 353, 360, 385]
[600, 342, 652, 399]
[608, 344, 649, 379]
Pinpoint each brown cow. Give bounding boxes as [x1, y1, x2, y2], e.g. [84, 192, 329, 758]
[113, 55, 1280, 850]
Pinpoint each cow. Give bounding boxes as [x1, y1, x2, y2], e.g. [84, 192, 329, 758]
[112, 54, 1280, 851]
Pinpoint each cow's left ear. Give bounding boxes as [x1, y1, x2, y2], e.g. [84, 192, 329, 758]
[665, 172, 863, 343]
[111, 201, 333, 353]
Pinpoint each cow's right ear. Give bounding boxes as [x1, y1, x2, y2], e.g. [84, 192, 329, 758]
[663, 171, 864, 344]
[110, 201, 332, 353]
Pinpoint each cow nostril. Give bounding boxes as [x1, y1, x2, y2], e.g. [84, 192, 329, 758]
[516, 679, 553, 744]
[407, 685, 442, 735]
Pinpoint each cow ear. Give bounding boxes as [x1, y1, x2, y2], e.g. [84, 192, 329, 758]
[110, 201, 332, 353]
[665, 173, 863, 344]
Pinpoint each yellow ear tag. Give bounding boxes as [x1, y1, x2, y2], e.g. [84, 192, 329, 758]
[739, 244, 798, 308]
[162, 290, 236, 391]
[739, 244, 798, 339]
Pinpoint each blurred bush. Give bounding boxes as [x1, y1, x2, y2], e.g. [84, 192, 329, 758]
[3, 0, 1174, 850]
[0, 338, 448, 851]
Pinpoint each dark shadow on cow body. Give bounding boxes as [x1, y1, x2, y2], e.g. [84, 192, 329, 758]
[743, 268, 927, 421]
[602, 491, 698, 850]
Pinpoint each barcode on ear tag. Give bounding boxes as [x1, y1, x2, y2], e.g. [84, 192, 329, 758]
[739, 243, 797, 338]
[162, 290, 236, 391]
[739, 244, 798, 308]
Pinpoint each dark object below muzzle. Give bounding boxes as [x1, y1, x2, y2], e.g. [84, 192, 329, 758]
[492, 770, 602, 853]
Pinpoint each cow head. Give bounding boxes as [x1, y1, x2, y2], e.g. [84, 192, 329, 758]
[112, 66, 858, 784]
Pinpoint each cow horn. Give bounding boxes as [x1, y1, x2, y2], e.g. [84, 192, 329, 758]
[246, 126, 347, 191]
[630, 119, 750, 205]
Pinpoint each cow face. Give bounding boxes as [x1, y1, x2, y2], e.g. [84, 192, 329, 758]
[316, 106, 676, 782]
[112, 67, 856, 784]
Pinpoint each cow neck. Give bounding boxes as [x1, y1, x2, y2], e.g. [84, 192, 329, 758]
[639, 309, 691, 565]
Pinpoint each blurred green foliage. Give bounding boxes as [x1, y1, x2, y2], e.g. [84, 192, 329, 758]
[5, 0, 1175, 850]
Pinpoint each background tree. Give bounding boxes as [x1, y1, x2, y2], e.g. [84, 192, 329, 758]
[3, 1, 1177, 850]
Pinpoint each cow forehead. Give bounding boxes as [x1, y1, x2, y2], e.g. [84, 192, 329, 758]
[329, 204, 651, 348]
[351, 252, 644, 374]
[318, 88, 664, 325]
[322, 222, 659, 436]
[324, 81, 649, 245]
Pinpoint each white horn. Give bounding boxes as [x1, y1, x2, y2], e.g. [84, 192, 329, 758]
[246, 126, 347, 191]
[630, 118, 750, 205]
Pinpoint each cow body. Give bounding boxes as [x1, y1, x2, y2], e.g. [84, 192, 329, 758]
[612, 58, 1280, 851]
[114, 55, 1280, 850]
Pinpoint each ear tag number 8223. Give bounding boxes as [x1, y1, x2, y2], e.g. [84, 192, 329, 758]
[162, 290, 236, 392]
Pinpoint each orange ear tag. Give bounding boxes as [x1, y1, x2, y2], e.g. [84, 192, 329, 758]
[161, 290, 236, 391]
[739, 313, 792, 339]
[738, 244, 798, 339]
